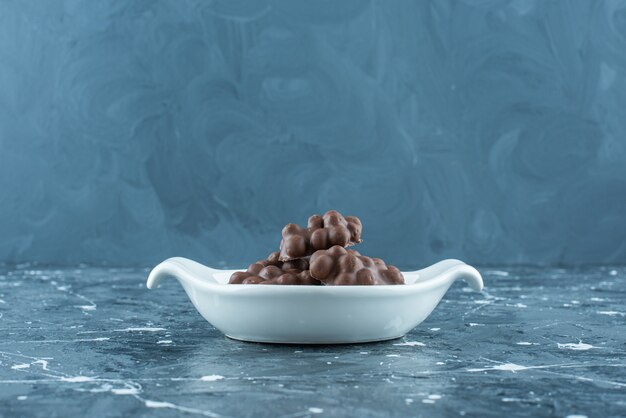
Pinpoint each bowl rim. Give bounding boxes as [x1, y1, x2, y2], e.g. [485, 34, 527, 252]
[191, 268, 471, 295]
[147, 257, 483, 294]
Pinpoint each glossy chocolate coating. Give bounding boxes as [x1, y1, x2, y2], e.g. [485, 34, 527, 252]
[229, 252, 321, 285]
[279, 210, 362, 261]
[309, 246, 404, 286]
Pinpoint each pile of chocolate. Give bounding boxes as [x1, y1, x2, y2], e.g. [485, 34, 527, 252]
[229, 210, 405, 286]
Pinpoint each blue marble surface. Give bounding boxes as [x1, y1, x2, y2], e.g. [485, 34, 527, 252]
[1, 0, 626, 266]
[0, 265, 624, 417]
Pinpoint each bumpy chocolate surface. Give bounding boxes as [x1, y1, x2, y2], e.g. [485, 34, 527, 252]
[309, 246, 405, 286]
[279, 210, 362, 261]
[228, 252, 321, 285]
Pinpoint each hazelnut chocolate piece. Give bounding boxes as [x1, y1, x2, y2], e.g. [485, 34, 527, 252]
[229, 252, 321, 285]
[279, 210, 362, 261]
[309, 246, 404, 286]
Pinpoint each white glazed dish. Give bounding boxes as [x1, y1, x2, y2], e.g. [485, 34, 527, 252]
[147, 257, 483, 344]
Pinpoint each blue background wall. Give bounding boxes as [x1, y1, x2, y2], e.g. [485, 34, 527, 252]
[1, 0, 625, 267]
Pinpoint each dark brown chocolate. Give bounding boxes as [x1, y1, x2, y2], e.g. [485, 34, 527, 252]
[228, 252, 321, 285]
[279, 210, 362, 261]
[309, 246, 405, 286]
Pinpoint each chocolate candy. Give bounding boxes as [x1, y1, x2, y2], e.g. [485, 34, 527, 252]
[279, 210, 362, 261]
[229, 252, 321, 285]
[309, 246, 405, 286]
[229, 210, 404, 286]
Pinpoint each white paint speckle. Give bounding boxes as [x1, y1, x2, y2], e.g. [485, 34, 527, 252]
[597, 311, 624, 316]
[326, 361, 332, 365]
[405, 398, 413, 405]
[17, 395, 27, 400]
[590, 297, 605, 302]
[61, 376, 95, 382]
[557, 342, 595, 351]
[79, 305, 96, 311]
[308, 407, 323, 414]
[489, 270, 509, 277]
[393, 341, 425, 347]
[566, 415, 588, 418]
[428, 394, 442, 400]
[422, 399, 435, 404]
[200, 375, 224, 382]
[609, 270, 617, 276]
[474, 300, 491, 305]
[156, 340, 173, 345]
[360, 351, 368, 355]
[436, 362, 445, 365]
[116, 327, 166, 332]
[468, 363, 528, 372]
[33, 359, 49, 370]
[468, 323, 483, 327]
[145, 400, 175, 409]
[143, 399, 217, 416]
[11, 363, 30, 370]
[516, 342, 534, 346]
[386, 354, 400, 358]
[429, 328, 440, 331]
[111, 387, 140, 395]
[514, 303, 527, 308]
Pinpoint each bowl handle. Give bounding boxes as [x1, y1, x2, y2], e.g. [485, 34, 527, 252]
[446, 262, 483, 291]
[407, 259, 483, 291]
[146, 257, 219, 290]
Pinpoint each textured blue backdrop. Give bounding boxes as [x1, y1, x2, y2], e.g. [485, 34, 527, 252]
[1, 0, 625, 267]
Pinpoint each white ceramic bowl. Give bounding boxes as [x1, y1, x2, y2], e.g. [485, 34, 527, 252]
[146, 257, 483, 344]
